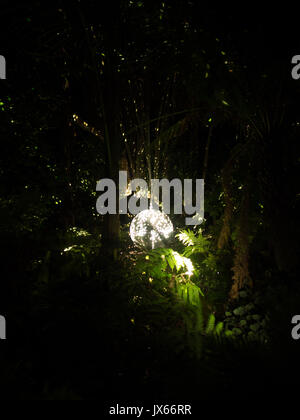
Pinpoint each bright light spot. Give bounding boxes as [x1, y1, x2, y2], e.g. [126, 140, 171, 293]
[63, 246, 75, 253]
[183, 257, 194, 276]
[130, 209, 173, 249]
[172, 251, 194, 276]
[172, 251, 185, 270]
[69, 227, 91, 237]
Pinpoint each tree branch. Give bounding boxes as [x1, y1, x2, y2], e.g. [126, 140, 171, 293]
[71, 114, 104, 140]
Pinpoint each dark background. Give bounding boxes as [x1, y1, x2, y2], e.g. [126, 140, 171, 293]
[0, 0, 299, 406]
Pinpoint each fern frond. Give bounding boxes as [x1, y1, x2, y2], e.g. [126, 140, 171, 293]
[177, 229, 197, 246]
[215, 322, 224, 336]
[205, 313, 216, 334]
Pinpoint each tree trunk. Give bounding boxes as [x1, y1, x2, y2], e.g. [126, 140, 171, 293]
[102, 42, 121, 256]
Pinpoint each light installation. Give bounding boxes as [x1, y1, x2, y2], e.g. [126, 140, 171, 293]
[130, 208, 174, 249]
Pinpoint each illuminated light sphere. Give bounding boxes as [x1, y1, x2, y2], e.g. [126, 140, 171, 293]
[130, 209, 174, 249]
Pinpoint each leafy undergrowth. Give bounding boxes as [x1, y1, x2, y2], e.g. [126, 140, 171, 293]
[0, 228, 299, 401]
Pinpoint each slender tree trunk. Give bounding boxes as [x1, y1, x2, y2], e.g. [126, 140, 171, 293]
[102, 44, 121, 255]
[202, 124, 213, 180]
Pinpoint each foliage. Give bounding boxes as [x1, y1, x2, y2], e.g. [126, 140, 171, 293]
[176, 229, 232, 306]
[223, 289, 269, 343]
[0, 0, 299, 402]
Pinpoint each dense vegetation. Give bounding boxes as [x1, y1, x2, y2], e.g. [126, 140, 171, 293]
[0, 1, 299, 403]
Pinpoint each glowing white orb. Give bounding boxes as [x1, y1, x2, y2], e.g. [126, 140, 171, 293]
[130, 209, 174, 249]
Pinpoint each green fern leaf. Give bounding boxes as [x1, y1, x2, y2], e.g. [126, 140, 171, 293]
[205, 313, 216, 334]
